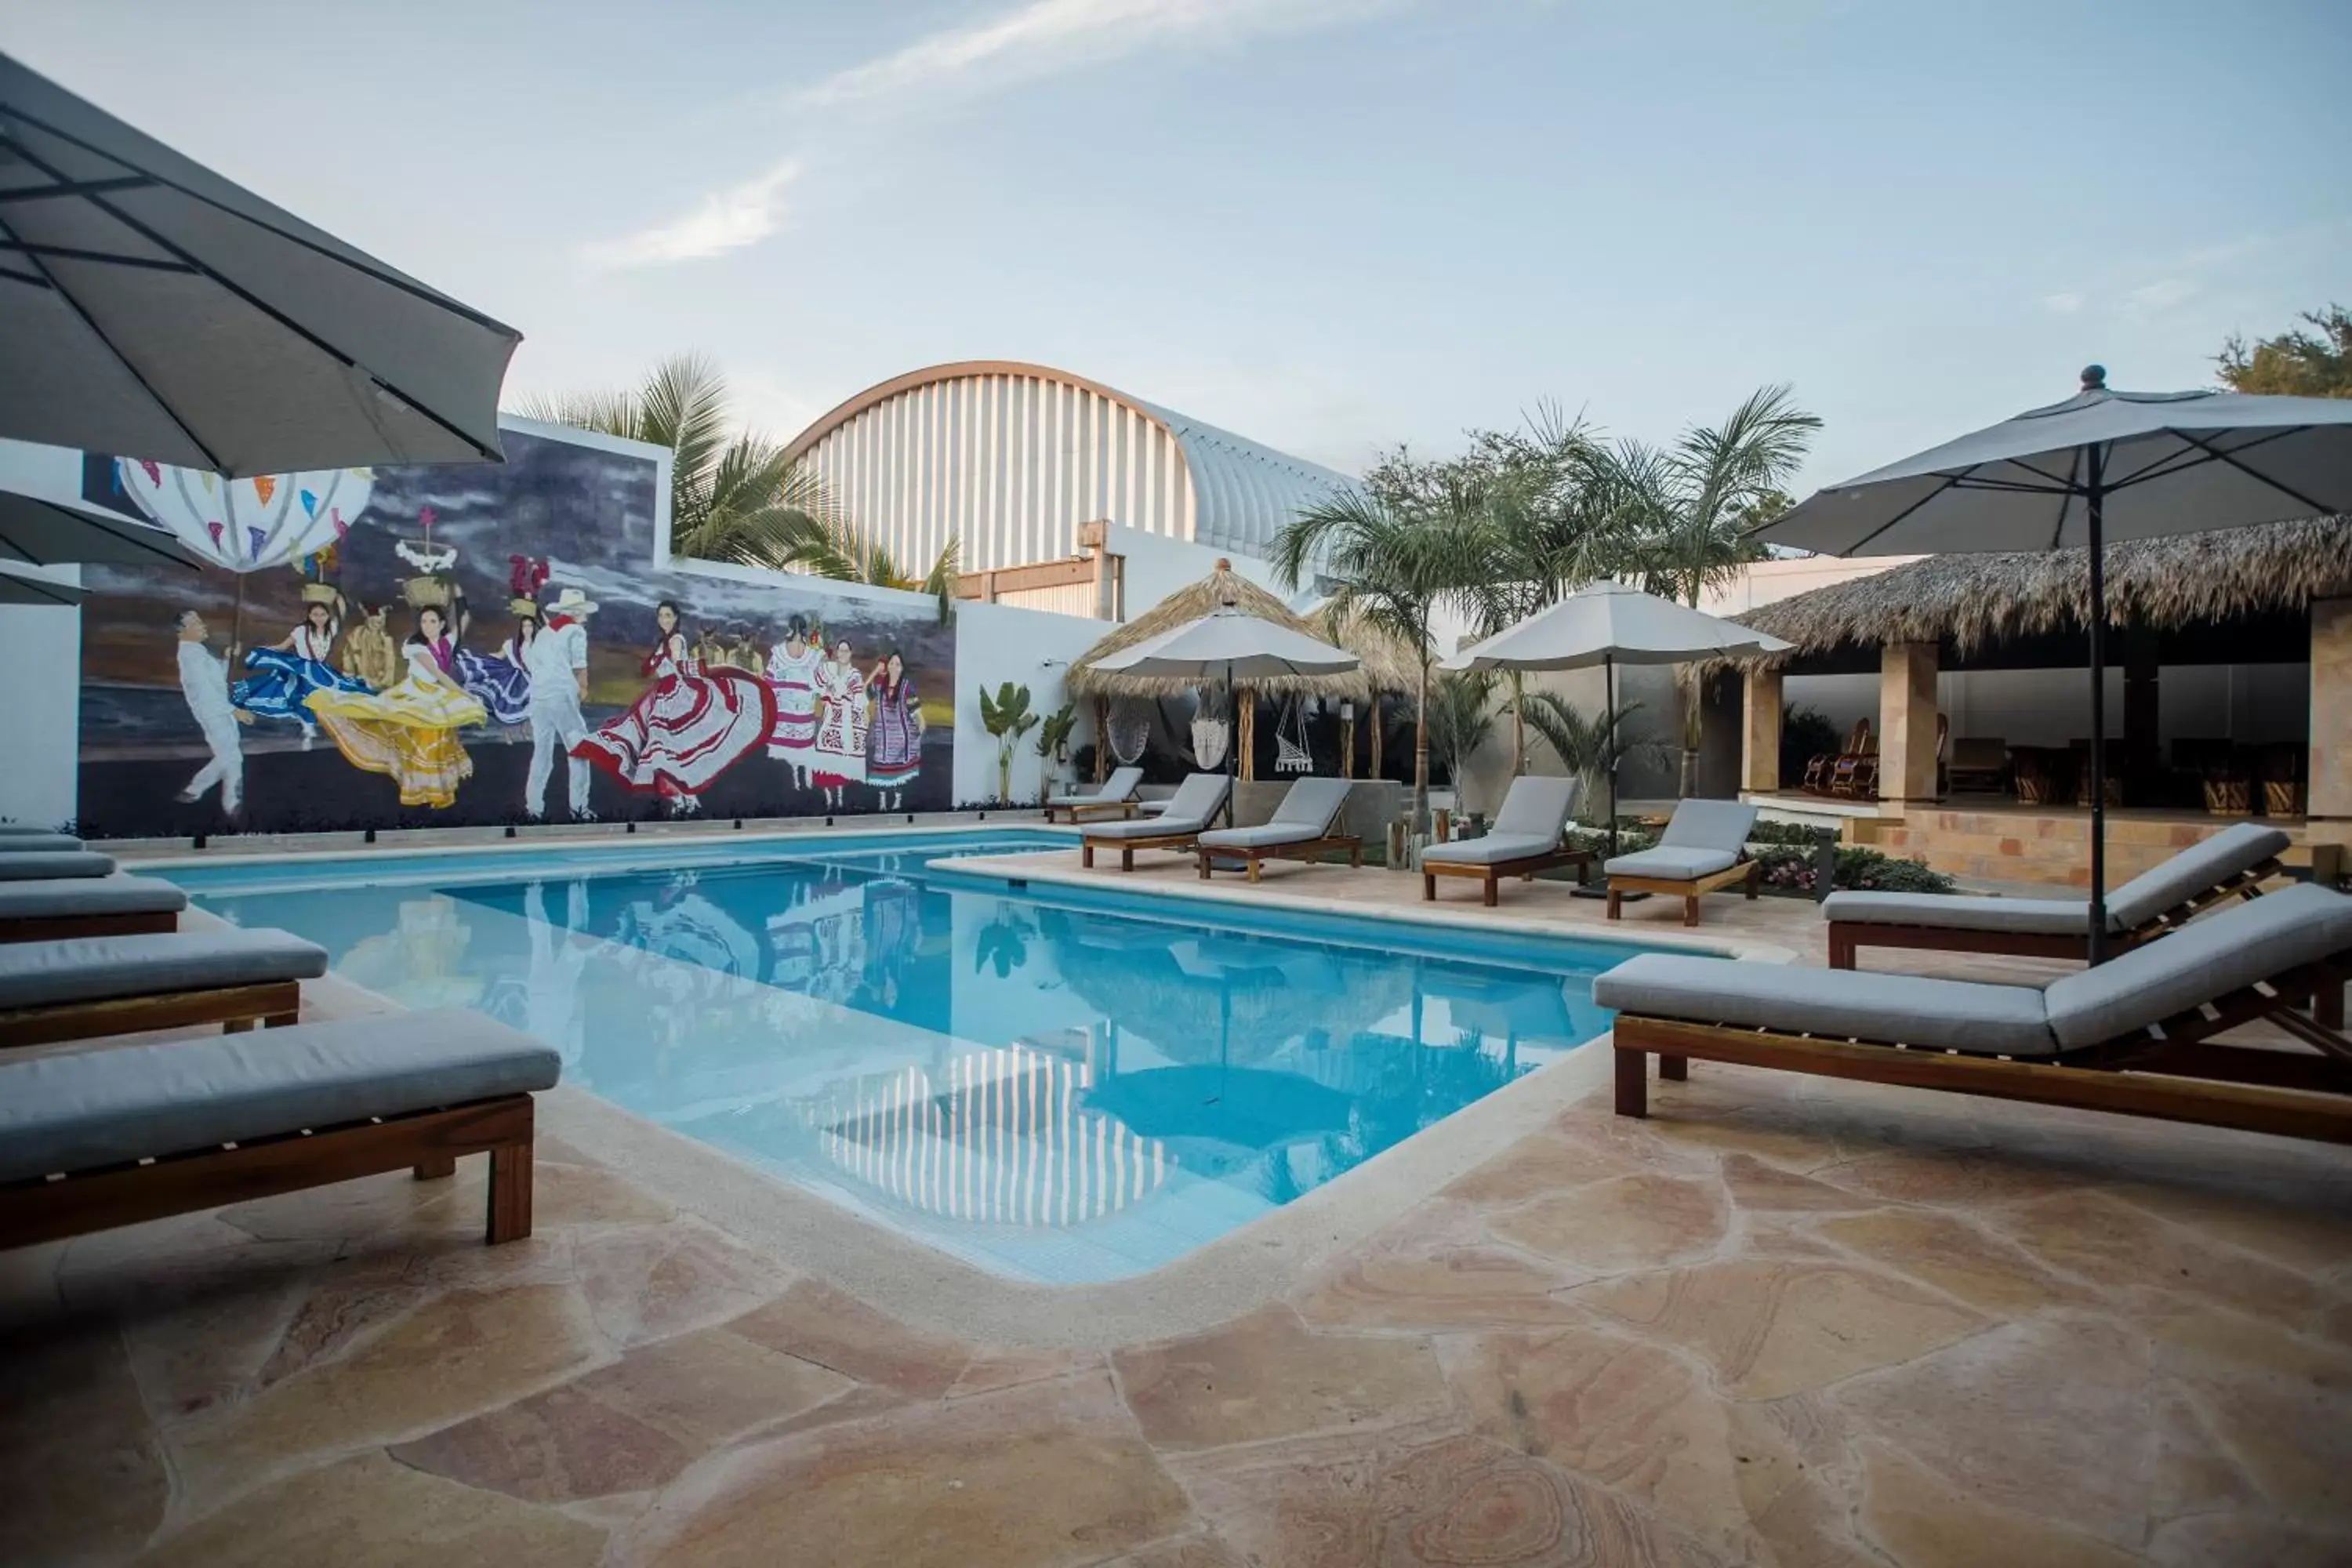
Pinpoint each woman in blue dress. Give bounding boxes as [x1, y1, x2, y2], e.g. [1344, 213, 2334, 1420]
[232, 600, 372, 745]
[449, 604, 535, 734]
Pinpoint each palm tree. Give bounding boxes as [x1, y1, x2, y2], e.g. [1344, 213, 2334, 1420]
[1523, 691, 1660, 826]
[1426, 670, 1498, 813]
[1589, 385, 1820, 795]
[514, 354, 960, 617]
[1272, 488, 1487, 836]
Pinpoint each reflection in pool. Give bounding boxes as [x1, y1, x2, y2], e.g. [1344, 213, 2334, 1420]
[190, 835, 1633, 1282]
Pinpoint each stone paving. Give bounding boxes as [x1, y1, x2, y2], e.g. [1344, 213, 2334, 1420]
[5, 850, 2350, 1566]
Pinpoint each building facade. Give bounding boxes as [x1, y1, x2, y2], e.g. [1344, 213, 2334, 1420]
[783, 361, 1356, 580]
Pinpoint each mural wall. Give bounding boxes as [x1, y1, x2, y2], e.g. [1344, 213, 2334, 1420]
[75, 423, 956, 837]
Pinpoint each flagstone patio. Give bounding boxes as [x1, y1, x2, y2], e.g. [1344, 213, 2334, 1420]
[5, 851, 2350, 1566]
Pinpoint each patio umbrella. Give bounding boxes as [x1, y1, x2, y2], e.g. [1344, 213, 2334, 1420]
[0, 52, 521, 476]
[1092, 604, 1359, 805]
[0, 564, 84, 606]
[1751, 366, 2352, 960]
[0, 485, 199, 569]
[1445, 581, 1791, 858]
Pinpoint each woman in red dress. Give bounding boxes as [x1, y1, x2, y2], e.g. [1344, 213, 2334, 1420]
[574, 601, 774, 815]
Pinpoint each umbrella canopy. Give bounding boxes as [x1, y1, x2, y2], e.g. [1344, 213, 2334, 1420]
[1751, 367, 2352, 961]
[1751, 372, 2352, 557]
[1094, 604, 1361, 684]
[1445, 580, 1791, 671]
[0, 564, 85, 607]
[0, 52, 521, 477]
[0, 486, 199, 569]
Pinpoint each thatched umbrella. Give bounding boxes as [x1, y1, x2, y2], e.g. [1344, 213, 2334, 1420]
[1069, 558, 1395, 782]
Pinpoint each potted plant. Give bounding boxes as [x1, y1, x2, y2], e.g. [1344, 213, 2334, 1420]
[978, 681, 1039, 804]
[1035, 701, 1076, 804]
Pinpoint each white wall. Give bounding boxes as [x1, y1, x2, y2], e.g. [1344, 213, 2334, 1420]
[0, 438, 89, 829]
[952, 598, 1107, 805]
[1105, 524, 1287, 621]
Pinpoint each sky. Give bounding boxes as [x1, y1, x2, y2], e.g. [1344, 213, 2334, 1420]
[4, 0, 2347, 493]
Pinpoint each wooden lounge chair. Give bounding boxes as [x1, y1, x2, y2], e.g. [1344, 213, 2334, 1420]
[0, 927, 328, 1049]
[1044, 766, 1146, 825]
[1599, 883, 2352, 1144]
[1421, 776, 1591, 906]
[1604, 800, 1760, 926]
[1824, 822, 2288, 968]
[1801, 720, 1869, 796]
[0, 1008, 558, 1250]
[0, 872, 187, 943]
[1196, 777, 1361, 882]
[1080, 773, 1232, 870]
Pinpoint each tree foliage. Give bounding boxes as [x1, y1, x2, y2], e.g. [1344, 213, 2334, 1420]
[2216, 304, 2352, 398]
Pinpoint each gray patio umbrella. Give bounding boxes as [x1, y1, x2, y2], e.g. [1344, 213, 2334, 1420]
[1445, 581, 1791, 859]
[0, 486, 199, 568]
[0, 564, 84, 606]
[1751, 366, 2352, 960]
[1092, 604, 1359, 805]
[0, 52, 521, 477]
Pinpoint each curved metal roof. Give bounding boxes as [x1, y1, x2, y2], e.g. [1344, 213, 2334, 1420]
[782, 360, 1355, 557]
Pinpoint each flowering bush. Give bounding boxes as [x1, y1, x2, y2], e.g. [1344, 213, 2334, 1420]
[1754, 845, 1955, 896]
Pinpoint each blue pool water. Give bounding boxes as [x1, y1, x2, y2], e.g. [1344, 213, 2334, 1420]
[174, 829, 1639, 1283]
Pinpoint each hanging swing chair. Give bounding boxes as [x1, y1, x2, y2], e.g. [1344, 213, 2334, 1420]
[1190, 688, 1230, 771]
[1273, 694, 1313, 773]
[1107, 699, 1153, 767]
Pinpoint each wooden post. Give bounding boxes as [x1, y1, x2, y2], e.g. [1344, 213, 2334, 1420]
[1092, 695, 1109, 785]
[1341, 704, 1357, 779]
[1370, 696, 1386, 781]
[2123, 626, 2158, 806]
[1239, 688, 1257, 782]
[2314, 598, 2352, 898]
[1742, 669, 1784, 793]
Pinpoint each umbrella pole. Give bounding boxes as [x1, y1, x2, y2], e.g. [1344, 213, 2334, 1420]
[1606, 653, 1620, 859]
[1224, 660, 1237, 826]
[2085, 447, 2109, 966]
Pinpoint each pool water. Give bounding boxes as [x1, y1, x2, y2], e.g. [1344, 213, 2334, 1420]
[176, 829, 1635, 1283]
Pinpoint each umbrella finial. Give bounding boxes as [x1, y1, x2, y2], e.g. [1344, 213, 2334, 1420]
[2080, 364, 2107, 390]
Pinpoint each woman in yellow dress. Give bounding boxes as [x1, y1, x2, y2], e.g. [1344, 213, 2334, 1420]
[306, 606, 489, 808]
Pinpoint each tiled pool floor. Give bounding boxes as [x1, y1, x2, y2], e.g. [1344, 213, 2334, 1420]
[5, 857, 2350, 1566]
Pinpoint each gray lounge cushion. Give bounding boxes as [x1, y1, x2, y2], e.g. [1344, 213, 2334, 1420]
[1661, 798, 1759, 851]
[1490, 775, 1579, 842]
[2042, 883, 2352, 1049]
[1823, 891, 2090, 935]
[1606, 845, 1741, 880]
[0, 851, 114, 881]
[0, 1007, 561, 1183]
[2103, 822, 2291, 931]
[0, 927, 327, 1010]
[1087, 773, 1229, 838]
[1595, 953, 2056, 1057]
[0, 832, 83, 853]
[1199, 777, 1352, 848]
[1423, 831, 1564, 868]
[0, 873, 188, 920]
[1052, 766, 1144, 808]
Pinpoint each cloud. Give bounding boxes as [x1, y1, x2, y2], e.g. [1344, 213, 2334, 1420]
[2123, 276, 2197, 314]
[580, 160, 800, 271]
[792, 0, 1385, 111]
[2042, 291, 2083, 314]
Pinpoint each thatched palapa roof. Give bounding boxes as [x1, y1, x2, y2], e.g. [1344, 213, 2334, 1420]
[1726, 517, 2352, 668]
[1068, 559, 1420, 699]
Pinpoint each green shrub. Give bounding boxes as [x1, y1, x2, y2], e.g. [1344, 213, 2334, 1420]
[1754, 844, 1955, 897]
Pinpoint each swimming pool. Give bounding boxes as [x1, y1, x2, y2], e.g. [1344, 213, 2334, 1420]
[172, 828, 1645, 1283]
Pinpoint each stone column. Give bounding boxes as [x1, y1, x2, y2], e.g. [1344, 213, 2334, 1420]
[1741, 668, 1784, 793]
[1878, 641, 1940, 804]
[2312, 597, 2352, 849]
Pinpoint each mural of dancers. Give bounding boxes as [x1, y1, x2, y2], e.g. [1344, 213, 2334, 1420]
[230, 597, 372, 746]
[175, 612, 251, 816]
[574, 600, 774, 816]
[811, 637, 868, 811]
[866, 651, 923, 811]
[523, 588, 597, 822]
[304, 605, 489, 808]
[764, 615, 822, 789]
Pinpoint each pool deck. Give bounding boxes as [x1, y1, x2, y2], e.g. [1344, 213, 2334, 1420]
[6, 841, 2351, 1565]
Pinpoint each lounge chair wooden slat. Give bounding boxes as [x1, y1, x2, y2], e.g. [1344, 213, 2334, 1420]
[0, 979, 302, 1050]
[0, 910, 180, 945]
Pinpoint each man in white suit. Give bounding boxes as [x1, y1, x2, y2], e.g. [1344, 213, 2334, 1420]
[524, 588, 597, 821]
[174, 611, 250, 816]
